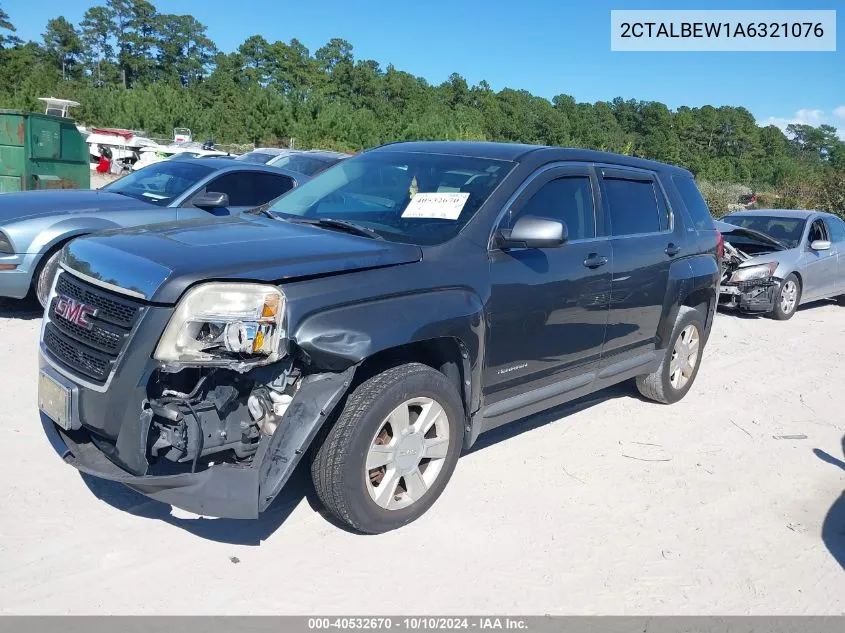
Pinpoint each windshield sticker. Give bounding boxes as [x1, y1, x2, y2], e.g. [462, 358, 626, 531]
[141, 192, 168, 200]
[402, 192, 470, 220]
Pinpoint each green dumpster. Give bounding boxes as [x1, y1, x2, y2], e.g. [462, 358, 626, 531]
[0, 110, 90, 193]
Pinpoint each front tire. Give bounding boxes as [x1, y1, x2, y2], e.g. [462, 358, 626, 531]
[636, 306, 705, 405]
[771, 274, 800, 321]
[34, 250, 62, 309]
[311, 363, 463, 534]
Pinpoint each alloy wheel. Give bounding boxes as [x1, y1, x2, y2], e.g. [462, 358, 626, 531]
[780, 280, 798, 315]
[669, 324, 700, 390]
[365, 397, 451, 510]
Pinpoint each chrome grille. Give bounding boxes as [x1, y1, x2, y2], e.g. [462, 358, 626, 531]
[55, 273, 139, 328]
[43, 324, 112, 382]
[43, 271, 144, 384]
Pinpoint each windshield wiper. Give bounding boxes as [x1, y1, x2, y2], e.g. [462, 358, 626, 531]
[286, 217, 384, 240]
[245, 202, 276, 219]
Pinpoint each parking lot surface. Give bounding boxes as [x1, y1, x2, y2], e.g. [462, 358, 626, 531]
[1, 298, 843, 614]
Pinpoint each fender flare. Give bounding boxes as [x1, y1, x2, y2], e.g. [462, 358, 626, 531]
[30, 217, 122, 256]
[292, 288, 486, 414]
[657, 254, 719, 346]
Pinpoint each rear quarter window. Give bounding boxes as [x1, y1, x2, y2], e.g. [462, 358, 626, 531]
[673, 176, 714, 231]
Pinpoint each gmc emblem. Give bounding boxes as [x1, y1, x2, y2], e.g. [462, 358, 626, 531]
[54, 295, 97, 330]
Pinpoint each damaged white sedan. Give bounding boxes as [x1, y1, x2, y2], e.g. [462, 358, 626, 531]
[718, 210, 845, 320]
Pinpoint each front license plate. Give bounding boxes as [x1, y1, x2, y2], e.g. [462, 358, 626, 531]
[38, 370, 72, 430]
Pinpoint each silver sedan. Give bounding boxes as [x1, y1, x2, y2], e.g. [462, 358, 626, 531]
[0, 159, 305, 307]
[718, 209, 845, 320]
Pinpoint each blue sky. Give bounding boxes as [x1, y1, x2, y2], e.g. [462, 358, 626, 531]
[4, 0, 843, 135]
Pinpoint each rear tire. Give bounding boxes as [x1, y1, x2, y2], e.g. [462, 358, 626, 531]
[770, 274, 800, 321]
[34, 250, 63, 309]
[311, 362, 463, 534]
[636, 306, 705, 405]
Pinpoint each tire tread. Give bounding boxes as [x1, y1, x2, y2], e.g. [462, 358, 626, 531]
[636, 306, 701, 404]
[311, 362, 438, 532]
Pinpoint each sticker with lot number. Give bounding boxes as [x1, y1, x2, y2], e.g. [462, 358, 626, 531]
[401, 192, 470, 220]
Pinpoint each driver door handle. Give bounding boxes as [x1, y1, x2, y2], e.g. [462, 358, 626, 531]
[583, 253, 608, 269]
[665, 243, 681, 257]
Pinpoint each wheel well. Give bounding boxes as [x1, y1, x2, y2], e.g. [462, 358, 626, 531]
[32, 236, 82, 286]
[354, 338, 469, 413]
[681, 288, 715, 331]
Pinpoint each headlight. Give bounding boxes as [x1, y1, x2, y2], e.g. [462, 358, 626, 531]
[729, 262, 777, 283]
[0, 233, 14, 254]
[155, 283, 286, 370]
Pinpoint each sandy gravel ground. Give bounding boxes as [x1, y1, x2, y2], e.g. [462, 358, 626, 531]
[0, 298, 843, 615]
[90, 172, 120, 189]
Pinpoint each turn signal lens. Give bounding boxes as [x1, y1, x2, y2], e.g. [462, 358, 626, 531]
[262, 294, 281, 318]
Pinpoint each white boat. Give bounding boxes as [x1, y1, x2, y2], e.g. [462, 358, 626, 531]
[38, 97, 89, 139]
[173, 127, 193, 143]
[36, 99, 231, 171]
[85, 127, 160, 170]
[131, 141, 232, 171]
[38, 97, 79, 118]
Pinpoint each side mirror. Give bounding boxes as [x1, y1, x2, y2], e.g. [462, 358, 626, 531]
[810, 239, 831, 251]
[193, 191, 230, 209]
[496, 216, 567, 249]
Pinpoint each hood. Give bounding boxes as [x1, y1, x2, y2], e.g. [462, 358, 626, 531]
[0, 190, 152, 223]
[715, 220, 786, 251]
[736, 249, 799, 272]
[62, 215, 423, 303]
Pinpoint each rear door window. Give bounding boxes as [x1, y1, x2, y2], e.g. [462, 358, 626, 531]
[603, 176, 662, 236]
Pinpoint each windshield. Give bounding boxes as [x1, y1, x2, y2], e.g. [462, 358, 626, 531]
[267, 151, 514, 245]
[235, 151, 281, 165]
[102, 161, 214, 207]
[722, 215, 806, 248]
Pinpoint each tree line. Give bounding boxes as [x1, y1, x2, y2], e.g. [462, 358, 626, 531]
[1, 1, 842, 216]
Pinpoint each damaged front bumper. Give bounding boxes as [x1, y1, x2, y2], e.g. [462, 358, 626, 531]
[39, 360, 353, 519]
[719, 279, 778, 312]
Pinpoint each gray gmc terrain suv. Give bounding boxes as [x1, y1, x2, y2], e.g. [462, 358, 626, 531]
[37, 141, 720, 534]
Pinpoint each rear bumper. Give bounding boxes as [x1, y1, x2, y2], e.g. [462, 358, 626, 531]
[719, 281, 776, 313]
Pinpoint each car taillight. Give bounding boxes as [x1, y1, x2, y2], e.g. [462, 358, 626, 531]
[716, 230, 724, 259]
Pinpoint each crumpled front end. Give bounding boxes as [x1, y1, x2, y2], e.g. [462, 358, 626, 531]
[718, 238, 779, 313]
[718, 278, 778, 312]
[38, 267, 353, 518]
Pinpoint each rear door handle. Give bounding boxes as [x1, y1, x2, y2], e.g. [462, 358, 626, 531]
[665, 243, 681, 257]
[583, 253, 608, 269]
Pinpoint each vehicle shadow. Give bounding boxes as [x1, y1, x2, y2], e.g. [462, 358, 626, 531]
[716, 298, 834, 320]
[0, 297, 43, 320]
[79, 461, 317, 546]
[797, 299, 837, 312]
[468, 380, 642, 454]
[80, 381, 645, 543]
[716, 306, 765, 320]
[814, 436, 845, 571]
